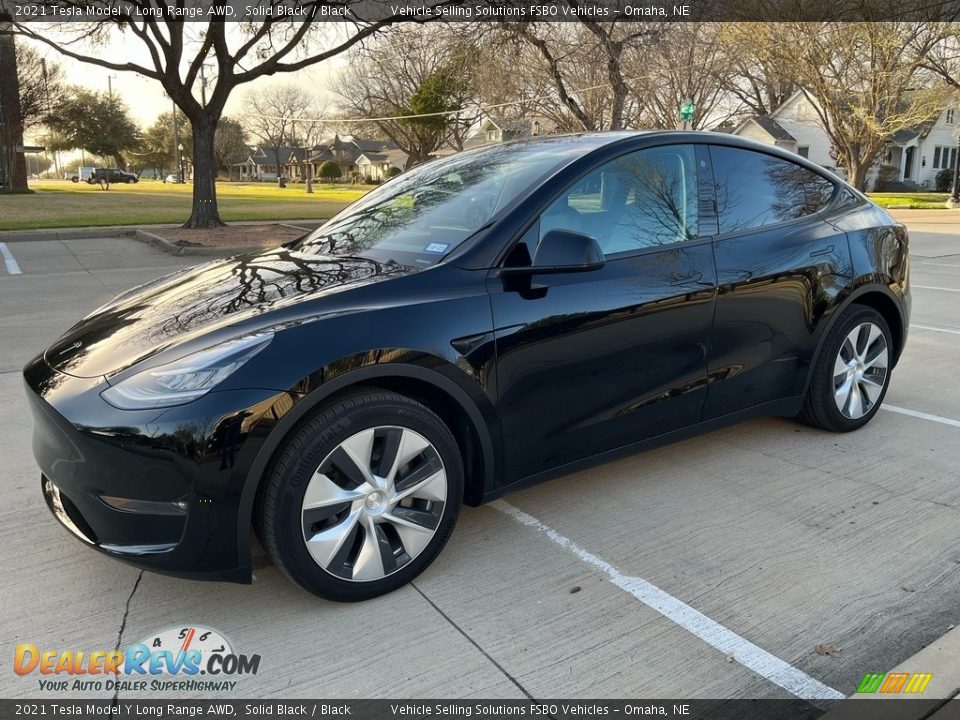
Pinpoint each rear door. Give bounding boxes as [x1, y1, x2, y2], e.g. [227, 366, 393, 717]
[702, 144, 852, 419]
[490, 144, 718, 483]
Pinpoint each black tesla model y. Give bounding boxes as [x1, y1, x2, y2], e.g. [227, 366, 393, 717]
[25, 132, 910, 600]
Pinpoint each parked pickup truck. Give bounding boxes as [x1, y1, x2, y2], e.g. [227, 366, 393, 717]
[91, 168, 139, 184]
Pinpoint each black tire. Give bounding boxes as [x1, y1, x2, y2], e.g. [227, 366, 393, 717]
[258, 390, 463, 601]
[71, 177, 79, 183]
[799, 305, 893, 432]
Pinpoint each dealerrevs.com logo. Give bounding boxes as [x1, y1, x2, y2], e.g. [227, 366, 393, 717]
[14, 625, 261, 693]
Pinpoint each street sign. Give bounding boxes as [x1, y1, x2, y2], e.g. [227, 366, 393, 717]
[680, 102, 696, 121]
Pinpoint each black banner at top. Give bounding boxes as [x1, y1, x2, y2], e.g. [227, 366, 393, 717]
[2, 0, 960, 23]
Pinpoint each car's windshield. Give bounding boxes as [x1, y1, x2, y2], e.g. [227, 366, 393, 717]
[294, 138, 591, 267]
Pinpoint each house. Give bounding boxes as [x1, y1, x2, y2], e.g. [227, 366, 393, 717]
[236, 146, 292, 181]
[306, 135, 396, 180]
[356, 148, 409, 182]
[434, 115, 560, 157]
[729, 89, 959, 190]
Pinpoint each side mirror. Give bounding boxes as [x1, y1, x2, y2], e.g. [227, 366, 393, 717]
[502, 229, 605, 275]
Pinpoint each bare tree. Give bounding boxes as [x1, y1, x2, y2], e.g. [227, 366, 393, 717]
[333, 26, 477, 167]
[494, 18, 659, 132]
[714, 23, 799, 118]
[9, 5, 435, 226]
[631, 23, 736, 130]
[774, 22, 949, 190]
[291, 100, 329, 193]
[243, 84, 311, 183]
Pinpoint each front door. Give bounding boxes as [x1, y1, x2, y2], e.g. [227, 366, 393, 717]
[489, 144, 718, 484]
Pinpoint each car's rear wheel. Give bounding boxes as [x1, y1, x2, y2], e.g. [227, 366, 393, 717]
[800, 305, 892, 432]
[258, 390, 463, 601]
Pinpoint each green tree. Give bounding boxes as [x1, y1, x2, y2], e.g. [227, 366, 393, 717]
[47, 88, 139, 166]
[140, 110, 192, 177]
[214, 116, 248, 175]
[0, 18, 28, 192]
[319, 161, 341, 180]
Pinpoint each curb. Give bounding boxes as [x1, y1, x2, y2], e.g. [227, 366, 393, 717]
[0, 219, 324, 244]
[133, 229, 260, 257]
[0, 226, 136, 243]
[819, 625, 960, 719]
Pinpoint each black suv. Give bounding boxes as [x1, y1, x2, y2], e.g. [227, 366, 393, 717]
[25, 132, 910, 601]
[91, 168, 138, 184]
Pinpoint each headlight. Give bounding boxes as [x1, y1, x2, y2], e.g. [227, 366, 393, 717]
[101, 331, 274, 410]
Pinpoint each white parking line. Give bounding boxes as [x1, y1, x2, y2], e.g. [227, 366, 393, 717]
[882, 405, 960, 429]
[911, 323, 960, 336]
[913, 284, 960, 293]
[0, 243, 22, 275]
[492, 499, 846, 701]
[912, 260, 960, 268]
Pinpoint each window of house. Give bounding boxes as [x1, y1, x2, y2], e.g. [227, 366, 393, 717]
[797, 146, 809, 159]
[539, 145, 699, 256]
[948, 109, 955, 124]
[934, 147, 942, 168]
[709, 146, 835, 234]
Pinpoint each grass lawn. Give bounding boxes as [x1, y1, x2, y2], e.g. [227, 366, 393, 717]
[868, 192, 951, 209]
[0, 179, 373, 231]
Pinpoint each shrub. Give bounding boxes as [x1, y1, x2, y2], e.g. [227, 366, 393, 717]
[936, 168, 954, 192]
[873, 164, 899, 192]
[319, 161, 341, 180]
[385, 166, 402, 178]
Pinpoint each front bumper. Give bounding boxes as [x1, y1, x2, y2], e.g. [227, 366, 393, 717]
[23, 353, 290, 583]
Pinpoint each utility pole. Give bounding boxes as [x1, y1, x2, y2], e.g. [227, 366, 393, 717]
[949, 121, 960, 208]
[199, 63, 209, 106]
[107, 74, 117, 101]
[41, 58, 58, 178]
[172, 98, 182, 183]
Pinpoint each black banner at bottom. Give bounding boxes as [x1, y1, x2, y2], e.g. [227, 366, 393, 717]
[1, 699, 958, 720]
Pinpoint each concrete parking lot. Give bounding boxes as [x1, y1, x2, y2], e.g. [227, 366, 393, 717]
[1, 215, 958, 709]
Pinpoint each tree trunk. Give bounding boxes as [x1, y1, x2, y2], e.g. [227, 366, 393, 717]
[185, 113, 224, 228]
[305, 161, 313, 194]
[0, 23, 29, 193]
[846, 159, 868, 192]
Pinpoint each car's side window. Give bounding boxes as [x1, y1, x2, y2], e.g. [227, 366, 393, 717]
[709, 146, 836, 234]
[539, 145, 699, 257]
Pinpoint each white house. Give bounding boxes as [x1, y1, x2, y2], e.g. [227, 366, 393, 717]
[356, 148, 409, 181]
[730, 89, 959, 190]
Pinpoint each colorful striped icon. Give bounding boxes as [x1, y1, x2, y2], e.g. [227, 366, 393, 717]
[857, 672, 933, 694]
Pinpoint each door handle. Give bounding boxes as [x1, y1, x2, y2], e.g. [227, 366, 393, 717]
[810, 244, 835, 258]
[670, 271, 703, 286]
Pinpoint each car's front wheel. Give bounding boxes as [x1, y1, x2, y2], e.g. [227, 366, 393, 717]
[258, 390, 463, 601]
[800, 305, 893, 432]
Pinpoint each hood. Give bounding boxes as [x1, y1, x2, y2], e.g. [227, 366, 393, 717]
[44, 247, 415, 378]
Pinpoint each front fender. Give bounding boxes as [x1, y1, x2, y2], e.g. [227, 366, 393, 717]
[236, 357, 498, 573]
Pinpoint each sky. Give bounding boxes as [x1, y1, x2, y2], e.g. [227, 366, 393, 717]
[20, 24, 349, 145]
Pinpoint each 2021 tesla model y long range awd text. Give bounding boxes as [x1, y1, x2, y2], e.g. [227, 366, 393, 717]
[25, 132, 910, 601]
